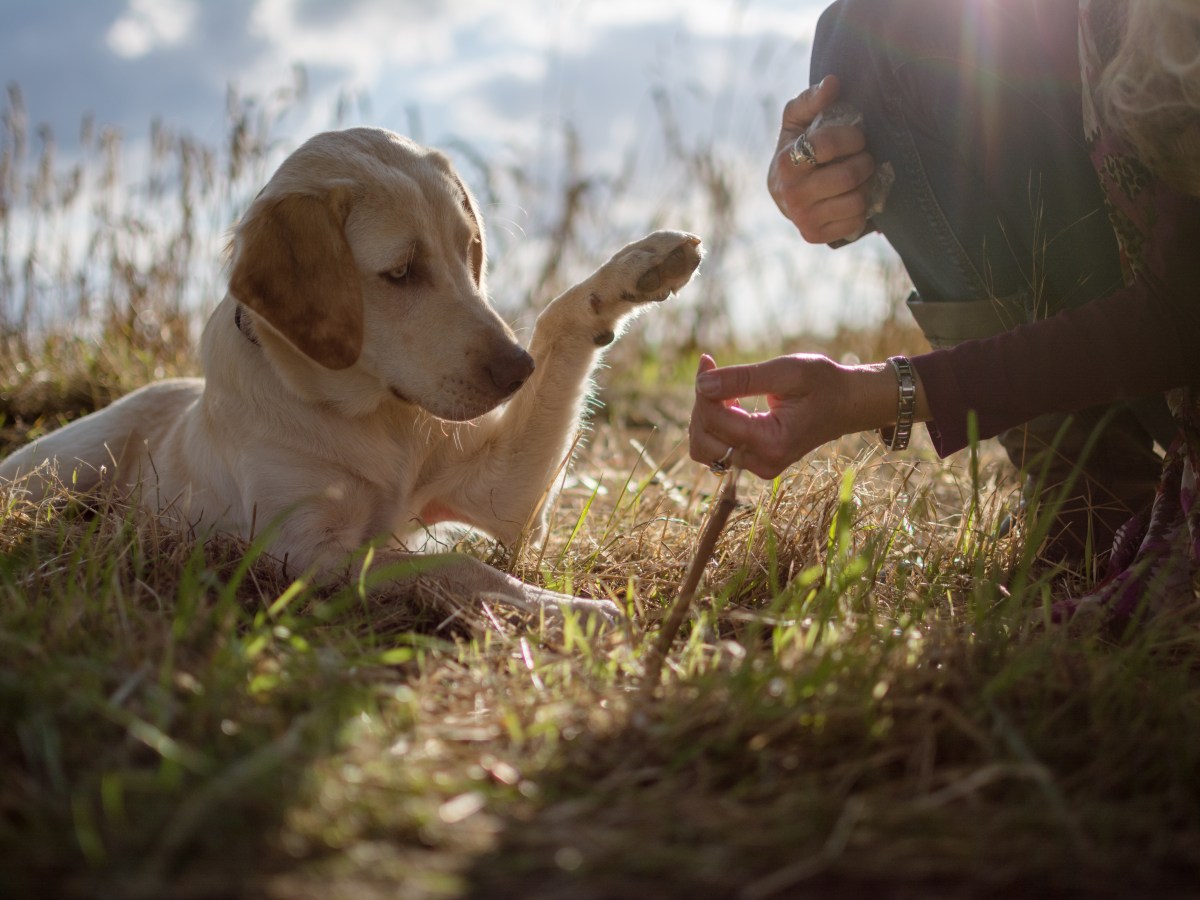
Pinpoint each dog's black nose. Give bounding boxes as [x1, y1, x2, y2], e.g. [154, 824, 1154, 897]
[487, 345, 535, 395]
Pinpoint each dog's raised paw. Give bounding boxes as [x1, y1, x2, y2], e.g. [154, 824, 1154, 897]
[623, 231, 703, 303]
[587, 231, 702, 332]
[635, 240, 702, 296]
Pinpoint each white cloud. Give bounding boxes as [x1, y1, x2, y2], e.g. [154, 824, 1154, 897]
[569, 0, 821, 39]
[106, 0, 198, 59]
[245, 0, 461, 86]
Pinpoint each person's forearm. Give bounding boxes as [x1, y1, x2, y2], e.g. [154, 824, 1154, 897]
[912, 274, 1200, 456]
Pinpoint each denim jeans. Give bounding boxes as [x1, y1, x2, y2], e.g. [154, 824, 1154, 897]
[810, 0, 1173, 556]
[812, 0, 1125, 313]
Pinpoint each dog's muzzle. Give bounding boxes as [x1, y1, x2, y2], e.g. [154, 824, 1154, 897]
[487, 345, 535, 397]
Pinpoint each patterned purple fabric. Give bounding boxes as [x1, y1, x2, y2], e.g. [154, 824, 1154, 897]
[1055, 389, 1200, 621]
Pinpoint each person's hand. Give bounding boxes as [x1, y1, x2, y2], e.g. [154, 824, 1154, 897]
[768, 75, 878, 245]
[688, 352, 904, 479]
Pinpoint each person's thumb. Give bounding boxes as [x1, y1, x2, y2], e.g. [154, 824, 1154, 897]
[780, 74, 840, 133]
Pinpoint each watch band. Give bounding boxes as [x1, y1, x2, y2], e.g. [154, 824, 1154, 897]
[879, 355, 916, 451]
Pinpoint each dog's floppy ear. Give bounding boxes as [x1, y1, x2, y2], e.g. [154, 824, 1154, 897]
[229, 188, 363, 370]
[452, 173, 486, 289]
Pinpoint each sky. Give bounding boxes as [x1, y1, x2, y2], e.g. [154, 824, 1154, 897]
[3, 0, 823, 151]
[0, 0, 902, 339]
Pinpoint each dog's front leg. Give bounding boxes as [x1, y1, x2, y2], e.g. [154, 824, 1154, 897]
[363, 549, 620, 620]
[253, 483, 622, 620]
[446, 230, 702, 545]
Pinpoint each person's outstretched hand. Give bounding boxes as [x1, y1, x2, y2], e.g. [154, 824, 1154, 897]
[688, 353, 909, 479]
[768, 74, 877, 245]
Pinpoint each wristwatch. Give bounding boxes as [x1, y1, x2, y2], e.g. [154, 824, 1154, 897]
[879, 355, 916, 451]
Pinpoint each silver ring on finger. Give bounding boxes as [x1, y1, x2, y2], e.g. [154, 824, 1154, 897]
[709, 446, 734, 475]
[788, 132, 818, 167]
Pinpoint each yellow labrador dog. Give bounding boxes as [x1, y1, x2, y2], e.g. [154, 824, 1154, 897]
[1, 127, 702, 616]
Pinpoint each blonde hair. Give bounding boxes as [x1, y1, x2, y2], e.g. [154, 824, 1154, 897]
[1098, 0, 1200, 195]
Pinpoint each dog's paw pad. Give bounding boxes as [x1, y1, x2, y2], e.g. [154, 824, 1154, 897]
[636, 242, 702, 296]
[636, 267, 662, 294]
[626, 235, 702, 303]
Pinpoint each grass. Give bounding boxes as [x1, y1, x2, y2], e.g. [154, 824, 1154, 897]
[3, 82, 1200, 898]
[5, 362, 1199, 898]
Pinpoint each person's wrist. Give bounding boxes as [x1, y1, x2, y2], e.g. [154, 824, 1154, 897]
[836, 361, 899, 436]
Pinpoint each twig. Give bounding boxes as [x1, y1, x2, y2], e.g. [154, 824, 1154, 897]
[641, 467, 740, 696]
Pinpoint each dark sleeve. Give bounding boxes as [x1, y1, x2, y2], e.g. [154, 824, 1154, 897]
[911, 191, 1200, 456]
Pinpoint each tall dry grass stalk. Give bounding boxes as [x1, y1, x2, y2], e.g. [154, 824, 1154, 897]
[0, 73, 309, 360]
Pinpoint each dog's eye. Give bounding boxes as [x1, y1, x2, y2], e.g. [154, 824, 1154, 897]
[381, 245, 420, 287]
[381, 265, 410, 285]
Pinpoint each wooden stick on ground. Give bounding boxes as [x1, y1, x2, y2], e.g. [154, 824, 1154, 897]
[641, 467, 740, 696]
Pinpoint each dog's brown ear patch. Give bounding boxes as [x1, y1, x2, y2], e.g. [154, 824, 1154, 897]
[230, 190, 363, 370]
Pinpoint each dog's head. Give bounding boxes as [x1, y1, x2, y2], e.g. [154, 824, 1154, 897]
[228, 127, 533, 421]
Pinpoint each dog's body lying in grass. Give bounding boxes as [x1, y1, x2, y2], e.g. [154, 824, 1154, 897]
[0, 127, 702, 615]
